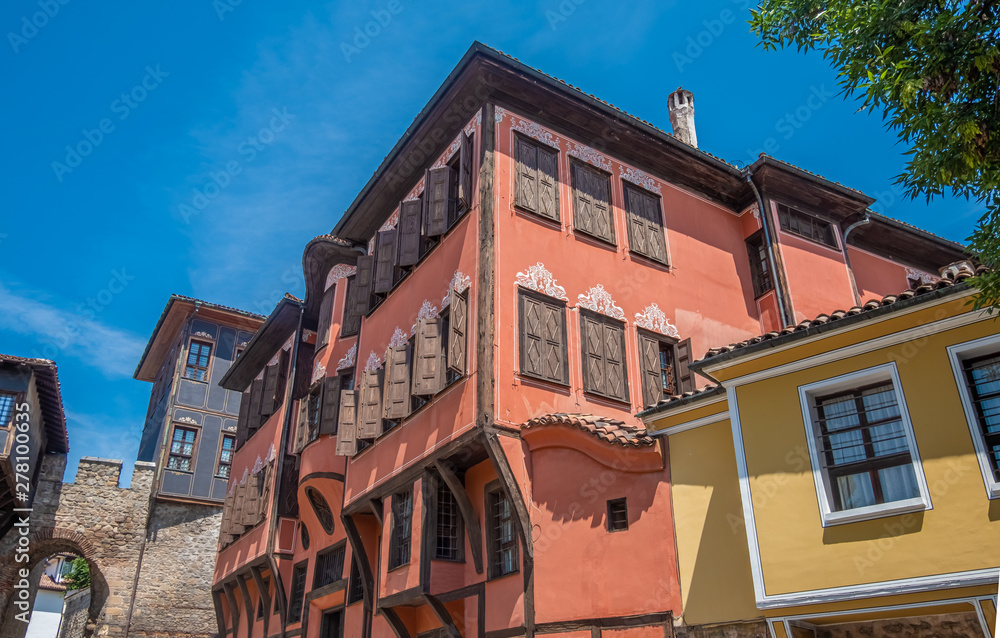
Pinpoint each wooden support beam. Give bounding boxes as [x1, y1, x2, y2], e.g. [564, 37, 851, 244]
[426, 594, 462, 638]
[250, 565, 271, 638]
[235, 573, 255, 638]
[222, 581, 241, 638]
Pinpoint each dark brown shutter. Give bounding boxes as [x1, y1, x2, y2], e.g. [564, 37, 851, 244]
[293, 399, 308, 453]
[353, 255, 375, 316]
[397, 200, 423, 266]
[573, 163, 613, 243]
[341, 276, 361, 337]
[336, 390, 358, 456]
[514, 137, 538, 213]
[448, 290, 467, 375]
[358, 368, 384, 438]
[423, 167, 452, 236]
[603, 322, 627, 401]
[293, 341, 315, 399]
[275, 349, 289, 404]
[258, 463, 271, 524]
[458, 132, 474, 211]
[374, 229, 398, 294]
[319, 375, 341, 435]
[638, 333, 663, 408]
[220, 491, 235, 542]
[537, 145, 559, 221]
[413, 318, 446, 396]
[231, 483, 247, 536]
[241, 472, 260, 526]
[519, 292, 567, 384]
[317, 286, 335, 349]
[383, 344, 411, 420]
[676, 338, 695, 393]
[625, 185, 667, 264]
[249, 378, 264, 429]
[236, 387, 252, 447]
[261, 363, 279, 417]
[581, 314, 606, 396]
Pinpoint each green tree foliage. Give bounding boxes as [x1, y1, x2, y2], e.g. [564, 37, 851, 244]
[750, 1, 1000, 306]
[65, 557, 90, 591]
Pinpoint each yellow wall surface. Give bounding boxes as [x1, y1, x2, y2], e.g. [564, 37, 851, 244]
[668, 419, 760, 625]
[735, 307, 1000, 597]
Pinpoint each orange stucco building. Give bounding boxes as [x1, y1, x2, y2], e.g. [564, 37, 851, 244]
[209, 43, 964, 638]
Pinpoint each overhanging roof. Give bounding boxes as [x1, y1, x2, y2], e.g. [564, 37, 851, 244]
[219, 295, 303, 392]
[134, 295, 265, 382]
[1, 354, 68, 454]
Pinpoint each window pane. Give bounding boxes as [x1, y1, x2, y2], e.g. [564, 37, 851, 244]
[878, 464, 920, 502]
[0, 392, 15, 426]
[836, 472, 876, 510]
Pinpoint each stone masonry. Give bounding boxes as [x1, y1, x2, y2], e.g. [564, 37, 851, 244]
[0, 454, 219, 638]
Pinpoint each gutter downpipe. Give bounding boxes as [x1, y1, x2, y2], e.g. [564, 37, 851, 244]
[267, 302, 305, 638]
[842, 213, 871, 306]
[745, 171, 792, 328]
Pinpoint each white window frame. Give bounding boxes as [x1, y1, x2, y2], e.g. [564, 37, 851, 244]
[798, 362, 932, 526]
[947, 332, 1000, 499]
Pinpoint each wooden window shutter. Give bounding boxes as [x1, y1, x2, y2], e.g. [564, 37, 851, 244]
[638, 333, 663, 408]
[292, 341, 315, 400]
[341, 276, 361, 337]
[317, 286, 335, 349]
[423, 167, 452, 236]
[581, 314, 606, 396]
[573, 163, 613, 243]
[519, 292, 567, 384]
[249, 378, 264, 429]
[336, 390, 358, 456]
[319, 375, 341, 436]
[358, 367, 384, 439]
[603, 321, 627, 402]
[261, 363, 279, 417]
[397, 200, 423, 266]
[383, 343, 412, 420]
[220, 491, 235, 540]
[625, 185, 667, 264]
[275, 349, 289, 405]
[458, 132, 474, 212]
[413, 317, 446, 396]
[353, 255, 375, 316]
[293, 399, 308, 453]
[374, 229, 398, 294]
[537, 145, 559, 221]
[675, 338, 695, 393]
[514, 137, 538, 213]
[448, 290, 467, 375]
[236, 387, 252, 447]
[258, 462, 272, 524]
[241, 472, 260, 527]
[231, 483, 247, 536]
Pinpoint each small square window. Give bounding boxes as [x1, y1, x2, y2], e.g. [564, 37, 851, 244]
[776, 203, 837, 248]
[607, 498, 628, 532]
[167, 426, 197, 472]
[314, 544, 346, 588]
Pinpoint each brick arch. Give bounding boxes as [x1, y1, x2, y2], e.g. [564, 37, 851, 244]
[0, 527, 111, 638]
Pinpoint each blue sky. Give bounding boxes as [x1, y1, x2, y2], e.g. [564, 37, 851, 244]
[0, 0, 981, 485]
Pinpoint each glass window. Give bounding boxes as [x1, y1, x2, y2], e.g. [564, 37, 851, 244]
[487, 486, 518, 578]
[435, 482, 462, 561]
[216, 434, 235, 478]
[0, 391, 15, 427]
[184, 340, 213, 381]
[167, 426, 197, 472]
[388, 489, 413, 569]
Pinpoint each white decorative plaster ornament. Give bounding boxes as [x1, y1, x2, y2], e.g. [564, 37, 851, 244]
[388, 328, 409, 349]
[176, 416, 198, 425]
[326, 264, 357, 290]
[495, 106, 507, 123]
[634, 303, 680, 338]
[311, 362, 326, 383]
[365, 350, 383, 372]
[566, 142, 612, 172]
[621, 167, 662, 195]
[432, 135, 464, 170]
[252, 455, 264, 474]
[411, 300, 441, 335]
[265, 444, 276, 463]
[515, 262, 568, 300]
[905, 267, 939, 286]
[442, 270, 472, 307]
[192, 331, 213, 339]
[336, 343, 357, 371]
[512, 117, 560, 149]
[241, 468, 249, 485]
[379, 209, 399, 232]
[577, 285, 625, 321]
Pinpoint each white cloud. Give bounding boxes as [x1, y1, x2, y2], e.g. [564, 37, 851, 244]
[0, 280, 146, 378]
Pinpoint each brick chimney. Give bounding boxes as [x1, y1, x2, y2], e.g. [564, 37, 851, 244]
[668, 88, 697, 148]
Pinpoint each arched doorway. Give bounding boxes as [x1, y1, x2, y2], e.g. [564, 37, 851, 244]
[0, 529, 110, 638]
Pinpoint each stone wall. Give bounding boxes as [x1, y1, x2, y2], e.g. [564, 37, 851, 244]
[58, 588, 91, 638]
[815, 611, 985, 638]
[128, 500, 222, 638]
[673, 621, 769, 638]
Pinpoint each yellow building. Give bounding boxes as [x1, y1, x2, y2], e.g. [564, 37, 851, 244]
[642, 263, 1000, 638]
